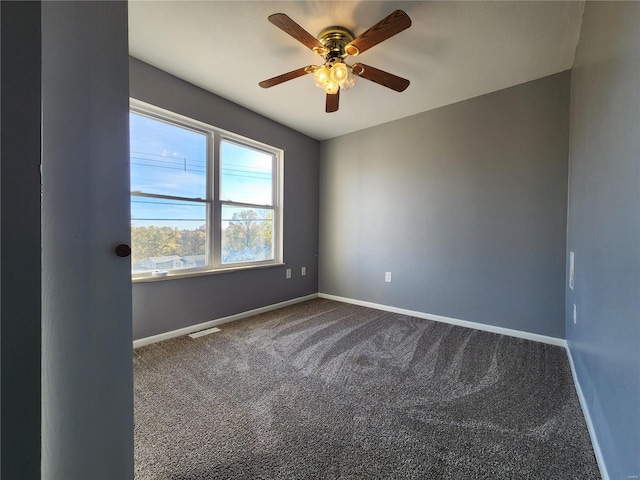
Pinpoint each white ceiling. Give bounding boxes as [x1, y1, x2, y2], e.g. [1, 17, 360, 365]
[128, 1, 585, 141]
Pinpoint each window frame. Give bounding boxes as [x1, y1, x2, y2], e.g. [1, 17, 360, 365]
[130, 99, 284, 281]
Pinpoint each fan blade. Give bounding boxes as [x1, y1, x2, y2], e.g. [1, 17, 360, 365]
[268, 13, 329, 55]
[326, 88, 340, 113]
[259, 66, 318, 88]
[345, 10, 411, 56]
[351, 63, 409, 92]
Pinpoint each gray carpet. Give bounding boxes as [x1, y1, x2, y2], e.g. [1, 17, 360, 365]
[134, 298, 599, 479]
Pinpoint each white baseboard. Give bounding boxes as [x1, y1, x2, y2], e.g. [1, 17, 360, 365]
[317, 293, 567, 347]
[565, 346, 610, 480]
[133, 293, 318, 349]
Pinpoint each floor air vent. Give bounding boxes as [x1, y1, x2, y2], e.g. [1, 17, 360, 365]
[188, 327, 221, 339]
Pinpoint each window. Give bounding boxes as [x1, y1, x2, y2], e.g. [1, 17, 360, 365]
[130, 100, 282, 278]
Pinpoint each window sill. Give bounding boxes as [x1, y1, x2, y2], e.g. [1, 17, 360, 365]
[131, 262, 285, 283]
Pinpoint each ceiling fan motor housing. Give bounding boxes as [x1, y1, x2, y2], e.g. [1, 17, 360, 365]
[317, 26, 357, 60]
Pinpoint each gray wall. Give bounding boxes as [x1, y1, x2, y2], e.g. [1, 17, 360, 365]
[41, 2, 134, 478]
[130, 59, 320, 340]
[1, 2, 42, 478]
[319, 72, 570, 338]
[566, 2, 640, 477]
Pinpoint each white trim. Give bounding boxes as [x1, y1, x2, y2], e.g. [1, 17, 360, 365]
[317, 293, 567, 347]
[565, 346, 610, 480]
[133, 293, 318, 348]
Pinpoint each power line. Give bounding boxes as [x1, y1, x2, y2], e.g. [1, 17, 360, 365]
[130, 150, 206, 163]
[222, 163, 272, 172]
[130, 162, 206, 173]
[221, 173, 272, 180]
[130, 155, 206, 168]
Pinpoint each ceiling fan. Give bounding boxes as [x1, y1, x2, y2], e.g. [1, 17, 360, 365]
[259, 10, 412, 113]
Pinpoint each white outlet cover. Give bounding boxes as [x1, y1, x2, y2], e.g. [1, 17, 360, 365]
[385, 272, 392, 283]
[573, 304, 577, 324]
[286, 268, 291, 279]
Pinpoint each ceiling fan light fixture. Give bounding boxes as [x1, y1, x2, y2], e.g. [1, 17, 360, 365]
[324, 81, 340, 95]
[314, 63, 348, 94]
[340, 70, 356, 91]
[330, 62, 348, 83]
[313, 65, 331, 89]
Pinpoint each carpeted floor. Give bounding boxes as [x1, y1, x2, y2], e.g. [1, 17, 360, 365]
[134, 298, 600, 479]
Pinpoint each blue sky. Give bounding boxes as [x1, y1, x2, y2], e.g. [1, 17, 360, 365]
[130, 112, 272, 230]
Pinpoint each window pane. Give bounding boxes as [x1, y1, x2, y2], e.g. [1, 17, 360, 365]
[221, 206, 274, 264]
[220, 140, 272, 205]
[131, 197, 207, 272]
[130, 112, 207, 199]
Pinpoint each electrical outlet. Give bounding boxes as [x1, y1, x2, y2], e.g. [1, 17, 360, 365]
[385, 272, 392, 283]
[573, 304, 577, 324]
[301, 266, 306, 276]
[286, 268, 291, 279]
